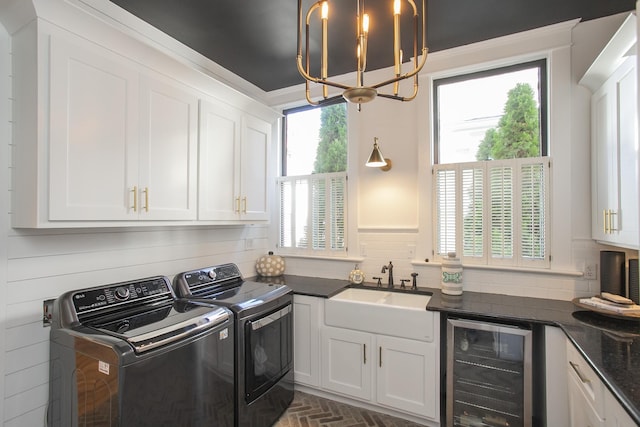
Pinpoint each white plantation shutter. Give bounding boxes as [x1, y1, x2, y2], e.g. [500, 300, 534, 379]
[462, 167, 484, 259]
[489, 163, 514, 263]
[279, 172, 347, 254]
[435, 169, 456, 255]
[434, 158, 549, 268]
[311, 177, 326, 250]
[519, 160, 549, 266]
[329, 176, 346, 250]
[279, 178, 309, 249]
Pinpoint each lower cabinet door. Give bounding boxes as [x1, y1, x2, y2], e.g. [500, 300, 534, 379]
[376, 335, 438, 419]
[321, 327, 373, 401]
[568, 373, 604, 427]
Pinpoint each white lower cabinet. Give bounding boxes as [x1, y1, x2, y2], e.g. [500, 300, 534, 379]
[321, 327, 374, 400]
[320, 326, 438, 420]
[376, 335, 438, 418]
[604, 390, 637, 427]
[568, 372, 605, 427]
[293, 295, 322, 387]
[567, 339, 636, 427]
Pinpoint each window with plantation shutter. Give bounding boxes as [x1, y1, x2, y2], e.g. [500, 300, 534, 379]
[278, 172, 347, 254]
[434, 158, 549, 268]
[432, 60, 550, 269]
[281, 102, 348, 256]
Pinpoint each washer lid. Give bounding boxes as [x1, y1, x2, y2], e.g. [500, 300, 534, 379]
[90, 301, 231, 354]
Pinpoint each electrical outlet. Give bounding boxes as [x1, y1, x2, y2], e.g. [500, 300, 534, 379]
[43, 299, 54, 327]
[584, 263, 597, 280]
[360, 243, 367, 257]
[408, 245, 416, 259]
[245, 238, 254, 250]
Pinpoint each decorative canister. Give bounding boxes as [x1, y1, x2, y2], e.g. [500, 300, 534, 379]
[441, 252, 463, 295]
[348, 264, 365, 285]
[255, 251, 285, 277]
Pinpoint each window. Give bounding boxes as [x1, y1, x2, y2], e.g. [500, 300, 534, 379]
[278, 103, 348, 254]
[433, 60, 550, 268]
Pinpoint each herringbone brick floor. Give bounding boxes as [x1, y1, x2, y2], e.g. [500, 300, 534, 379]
[273, 391, 427, 427]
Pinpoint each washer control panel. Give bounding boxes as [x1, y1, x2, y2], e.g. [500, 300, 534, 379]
[72, 276, 172, 315]
[181, 264, 242, 288]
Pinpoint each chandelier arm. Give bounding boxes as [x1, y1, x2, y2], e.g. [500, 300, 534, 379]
[305, 82, 321, 106]
[296, 56, 354, 91]
[378, 68, 419, 101]
[369, 48, 428, 90]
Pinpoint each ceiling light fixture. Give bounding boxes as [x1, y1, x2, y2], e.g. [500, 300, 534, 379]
[296, 0, 428, 109]
[366, 137, 392, 171]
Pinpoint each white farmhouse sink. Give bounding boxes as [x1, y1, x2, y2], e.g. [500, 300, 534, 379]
[325, 288, 435, 342]
[330, 288, 431, 310]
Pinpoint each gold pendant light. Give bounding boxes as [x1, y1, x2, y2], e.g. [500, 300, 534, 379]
[296, 0, 428, 109]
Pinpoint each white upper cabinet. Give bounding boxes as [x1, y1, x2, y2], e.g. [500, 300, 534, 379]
[10, 7, 278, 228]
[240, 114, 271, 221]
[48, 35, 140, 221]
[138, 77, 198, 221]
[48, 35, 198, 222]
[581, 13, 638, 248]
[198, 99, 271, 222]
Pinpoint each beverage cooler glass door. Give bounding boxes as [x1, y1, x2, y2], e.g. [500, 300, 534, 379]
[447, 318, 532, 427]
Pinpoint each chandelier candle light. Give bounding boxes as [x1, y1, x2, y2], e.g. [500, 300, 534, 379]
[296, 0, 428, 108]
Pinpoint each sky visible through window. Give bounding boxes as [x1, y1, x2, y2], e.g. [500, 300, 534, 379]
[438, 68, 540, 164]
[286, 108, 322, 175]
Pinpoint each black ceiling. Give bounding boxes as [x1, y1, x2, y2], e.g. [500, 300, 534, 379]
[109, 0, 636, 93]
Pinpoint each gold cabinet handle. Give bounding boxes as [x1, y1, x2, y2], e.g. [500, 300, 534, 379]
[242, 197, 247, 214]
[143, 187, 149, 212]
[235, 197, 241, 213]
[603, 209, 608, 234]
[609, 209, 617, 232]
[569, 361, 591, 384]
[131, 186, 138, 212]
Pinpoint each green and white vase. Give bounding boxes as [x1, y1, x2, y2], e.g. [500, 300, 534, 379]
[441, 252, 463, 295]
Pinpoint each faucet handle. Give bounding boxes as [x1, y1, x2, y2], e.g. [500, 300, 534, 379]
[373, 277, 382, 287]
[400, 279, 409, 289]
[410, 272, 419, 290]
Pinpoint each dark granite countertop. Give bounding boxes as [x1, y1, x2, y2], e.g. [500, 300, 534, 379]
[251, 275, 640, 424]
[250, 274, 350, 297]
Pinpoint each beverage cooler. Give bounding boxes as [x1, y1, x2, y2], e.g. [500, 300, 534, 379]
[447, 318, 532, 427]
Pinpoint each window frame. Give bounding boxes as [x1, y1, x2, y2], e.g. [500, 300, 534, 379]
[431, 59, 551, 269]
[279, 101, 348, 256]
[432, 59, 549, 165]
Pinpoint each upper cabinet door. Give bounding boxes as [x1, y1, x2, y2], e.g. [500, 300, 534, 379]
[198, 99, 242, 221]
[198, 99, 272, 222]
[139, 77, 199, 220]
[614, 58, 638, 247]
[582, 13, 638, 249]
[49, 36, 140, 221]
[240, 115, 271, 221]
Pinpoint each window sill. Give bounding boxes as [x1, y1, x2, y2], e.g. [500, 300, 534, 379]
[281, 253, 365, 263]
[410, 260, 583, 277]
